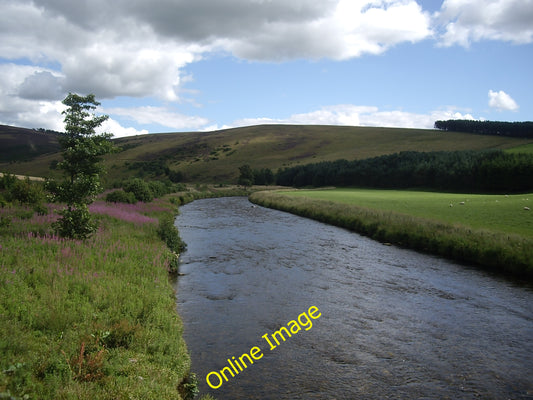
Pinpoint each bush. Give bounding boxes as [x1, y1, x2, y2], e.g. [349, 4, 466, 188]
[105, 190, 137, 204]
[0, 173, 17, 190]
[53, 205, 98, 240]
[157, 215, 186, 254]
[123, 178, 153, 202]
[148, 181, 169, 198]
[10, 178, 44, 205]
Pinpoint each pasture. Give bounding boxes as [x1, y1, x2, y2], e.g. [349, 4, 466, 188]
[283, 189, 533, 238]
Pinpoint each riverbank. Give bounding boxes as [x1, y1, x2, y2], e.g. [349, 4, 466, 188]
[249, 190, 533, 280]
[0, 195, 213, 399]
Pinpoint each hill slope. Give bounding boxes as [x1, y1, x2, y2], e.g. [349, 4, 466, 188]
[2, 124, 532, 183]
[0, 125, 60, 163]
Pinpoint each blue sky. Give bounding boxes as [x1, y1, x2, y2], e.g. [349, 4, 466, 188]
[1, 0, 532, 137]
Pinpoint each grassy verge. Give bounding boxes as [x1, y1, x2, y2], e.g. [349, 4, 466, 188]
[0, 197, 209, 399]
[249, 190, 533, 280]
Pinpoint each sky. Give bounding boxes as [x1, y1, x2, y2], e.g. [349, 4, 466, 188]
[0, 0, 532, 138]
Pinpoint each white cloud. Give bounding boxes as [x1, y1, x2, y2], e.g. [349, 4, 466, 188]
[0, 64, 66, 130]
[488, 90, 519, 111]
[105, 106, 209, 131]
[437, 0, 533, 46]
[97, 118, 149, 138]
[229, 105, 477, 130]
[1, 1, 433, 100]
[224, 0, 433, 60]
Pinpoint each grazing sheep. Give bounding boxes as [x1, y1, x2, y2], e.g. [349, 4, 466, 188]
[525, 207, 530, 211]
[459, 201, 465, 205]
[449, 203, 453, 207]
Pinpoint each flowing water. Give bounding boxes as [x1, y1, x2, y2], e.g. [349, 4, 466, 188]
[175, 197, 533, 399]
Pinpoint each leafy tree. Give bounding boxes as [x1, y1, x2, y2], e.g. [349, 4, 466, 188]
[48, 93, 116, 239]
[238, 164, 254, 187]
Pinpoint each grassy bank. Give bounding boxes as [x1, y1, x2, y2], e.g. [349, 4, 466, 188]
[249, 190, 533, 280]
[0, 197, 208, 399]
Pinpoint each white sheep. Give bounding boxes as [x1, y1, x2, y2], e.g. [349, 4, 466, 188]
[525, 207, 530, 211]
[459, 201, 465, 205]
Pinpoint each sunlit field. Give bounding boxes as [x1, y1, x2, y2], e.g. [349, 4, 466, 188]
[283, 188, 533, 237]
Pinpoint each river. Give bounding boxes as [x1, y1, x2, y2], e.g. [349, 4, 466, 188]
[175, 197, 533, 400]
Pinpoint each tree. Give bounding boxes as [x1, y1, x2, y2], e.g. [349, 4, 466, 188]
[48, 93, 116, 239]
[238, 164, 254, 187]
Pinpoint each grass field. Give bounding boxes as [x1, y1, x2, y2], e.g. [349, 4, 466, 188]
[250, 189, 533, 279]
[284, 189, 533, 238]
[506, 142, 533, 154]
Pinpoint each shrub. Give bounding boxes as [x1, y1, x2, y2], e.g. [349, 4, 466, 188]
[148, 180, 168, 198]
[157, 215, 186, 254]
[0, 173, 17, 190]
[105, 189, 137, 204]
[10, 178, 44, 205]
[53, 205, 98, 240]
[123, 178, 153, 202]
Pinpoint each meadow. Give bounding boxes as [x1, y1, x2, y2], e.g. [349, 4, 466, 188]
[0, 195, 215, 399]
[249, 189, 533, 279]
[284, 189, 533, 237]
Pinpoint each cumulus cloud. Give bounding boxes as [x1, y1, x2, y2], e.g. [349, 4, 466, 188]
[224, 0, 433, 60]
[229, 105, 477, 130]
[437, 0, 533, 46]
[97, 118, 149, 139]
[105, 106, 209, 131]
[488, 90, 519, 111]
[1, 0, 433, 100]
[18, 71, 64, 100]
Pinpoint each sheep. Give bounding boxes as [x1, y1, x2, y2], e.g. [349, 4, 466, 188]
[525, 207, 530, 211]
[459, 201, 465, 205]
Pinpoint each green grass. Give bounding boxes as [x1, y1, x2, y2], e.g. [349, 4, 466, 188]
[3, 124, 533, 183]
[506, 142, 533, 154]
[250, 189, 533, 279]
[284, 189, 533, 237]
[0, 198, 207, 399]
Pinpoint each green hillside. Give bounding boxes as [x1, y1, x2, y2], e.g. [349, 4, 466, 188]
[2, 124, 533, 183]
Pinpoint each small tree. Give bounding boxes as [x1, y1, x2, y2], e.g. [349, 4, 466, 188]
[238, 164, 254, 187]
[48, 93, 115, 239]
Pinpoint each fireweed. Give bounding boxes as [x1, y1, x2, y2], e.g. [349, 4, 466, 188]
[0, 197, 196, 399]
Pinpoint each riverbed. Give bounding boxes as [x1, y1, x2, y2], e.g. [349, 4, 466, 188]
[176, 197, 533, 399]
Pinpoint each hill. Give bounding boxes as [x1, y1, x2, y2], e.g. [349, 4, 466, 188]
[0, 125, 60, 163]
[2, 124, 533, 183]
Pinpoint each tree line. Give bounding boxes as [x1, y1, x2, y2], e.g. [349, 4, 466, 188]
[275, 150, 533, 192]
[434, 120, 533, 138]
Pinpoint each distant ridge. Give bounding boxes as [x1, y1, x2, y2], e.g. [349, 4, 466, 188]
[2, 124, 533, 183]
[0, 124, 60, 162]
